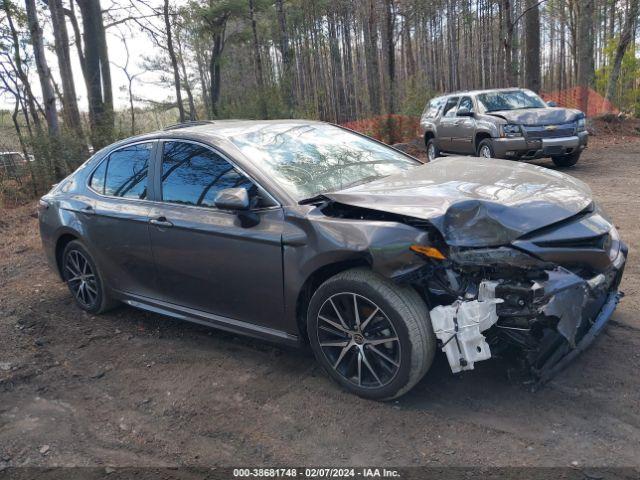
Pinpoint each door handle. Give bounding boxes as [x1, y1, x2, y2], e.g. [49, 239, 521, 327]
[80, 205, 95, 215]
[149, 216, 173, 228]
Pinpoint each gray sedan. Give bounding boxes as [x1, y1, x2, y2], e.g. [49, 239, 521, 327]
[38, 120, 627, 399]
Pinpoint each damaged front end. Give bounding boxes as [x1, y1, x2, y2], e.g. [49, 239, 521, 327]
[398, 213, 627, 388]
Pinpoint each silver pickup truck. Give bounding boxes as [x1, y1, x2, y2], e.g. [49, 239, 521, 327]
[420, 88, 588, 167]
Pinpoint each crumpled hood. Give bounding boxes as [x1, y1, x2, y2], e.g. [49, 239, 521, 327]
[324, 157, 593, 247]
[486, 107, 583, 125]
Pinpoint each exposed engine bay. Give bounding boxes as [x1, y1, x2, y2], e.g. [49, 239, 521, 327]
[400, 226, 626, 387]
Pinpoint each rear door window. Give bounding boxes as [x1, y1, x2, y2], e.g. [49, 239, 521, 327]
[90, 143, 151, 199]
[442, 97, 460, 117]
[423, 97, 445, 118]
[458, 96, 474, 113]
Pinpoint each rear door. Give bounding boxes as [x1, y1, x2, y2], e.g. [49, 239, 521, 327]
[85, 141, 157, 298]
[437, 96, 460, 152]
[147, 140, 287, 331]
[450, 96, 477, 154]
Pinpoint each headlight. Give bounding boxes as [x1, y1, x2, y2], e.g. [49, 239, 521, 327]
[500, 124, 522, 138]
[576, 117, 586, 132]
[606, 226, 621, 261]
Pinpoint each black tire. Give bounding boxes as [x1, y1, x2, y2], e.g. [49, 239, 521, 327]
[62, 240, 118, 314]
[477, 139, 495, 158]
[552, 151, 581, 168]
[426, 138, 440, 162]
[307, 268, 436, 401]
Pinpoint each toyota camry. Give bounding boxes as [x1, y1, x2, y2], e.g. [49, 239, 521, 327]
[38, 120, 627, 400]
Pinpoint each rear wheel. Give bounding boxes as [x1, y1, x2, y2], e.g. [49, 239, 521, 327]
[552, 151, 581, 168]
[477, 139, 495, 158]
[307, 268, 436, 400]
[426, 138, 440, 162]
[62, 240, 118, 314]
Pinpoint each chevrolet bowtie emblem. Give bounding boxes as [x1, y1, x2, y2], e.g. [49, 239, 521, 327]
[545, 125, 557, 131]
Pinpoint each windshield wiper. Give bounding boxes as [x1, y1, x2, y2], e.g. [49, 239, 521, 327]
[298, 175, 383, 205]
[338, 174, 383, 190]
[298, 194, 329, 205]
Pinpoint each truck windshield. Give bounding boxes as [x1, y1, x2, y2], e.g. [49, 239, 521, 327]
[477, 90, 547, 112]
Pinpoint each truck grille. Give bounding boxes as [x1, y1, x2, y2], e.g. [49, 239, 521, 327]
[523, 123, 575, 139]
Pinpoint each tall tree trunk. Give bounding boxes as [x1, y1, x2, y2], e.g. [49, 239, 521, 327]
[576, 0, 595, 113]
[208, 18, 227, 118]
[501, 0, 515, 86]
[384, 0, 395, 115]
[76, 0, 113, 148]
[5, 0, 42, 134]
[524, 0, 541, 92]
[48, 0, 83, 137]
[275, 0, 293, 114]
[364, 0, 381, 114]
[164, 0, 185, 122]
[605, 0, 639, 104]
[249, 0, 268, 118]
[175, 30, 197, 120]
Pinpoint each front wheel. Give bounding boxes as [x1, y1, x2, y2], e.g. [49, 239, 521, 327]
[426, 138, 440, 162]
[307, 268, 436, 400]
[552, 151, 581, 168]
[477, 139, 495, 158]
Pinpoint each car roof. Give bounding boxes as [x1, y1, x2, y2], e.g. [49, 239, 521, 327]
[122, 119, 326, 142]
[443, 87, 526, 97]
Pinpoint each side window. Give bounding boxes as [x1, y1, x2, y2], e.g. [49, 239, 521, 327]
[423, 97, 443, 118]
[90, 159, 107, 194]
[459, 96, 474, 113]
[160, 141, 271, 209]
[442, 97, 459, 118]
[90, 143, 150, 199]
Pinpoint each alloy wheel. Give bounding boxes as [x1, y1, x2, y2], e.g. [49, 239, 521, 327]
[428, 143, 436, 161]
[316, 292, 401, 388]
[479, 145, 492, 158]
[64, 250, 98, 308]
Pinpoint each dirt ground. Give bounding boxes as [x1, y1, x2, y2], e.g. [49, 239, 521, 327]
[1, 136, 639, 469]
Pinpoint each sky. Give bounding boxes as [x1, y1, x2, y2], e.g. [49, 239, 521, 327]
[1, 0, 186, 111]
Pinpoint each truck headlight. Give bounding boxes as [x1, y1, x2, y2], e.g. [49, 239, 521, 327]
[500, 124, 522, 138]
[576, 117, 586, 132]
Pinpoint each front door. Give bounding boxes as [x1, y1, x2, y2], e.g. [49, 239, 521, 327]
[437, 96, 460, 152]
[147, 140, 286, 331]
[450, 96, 477, 154]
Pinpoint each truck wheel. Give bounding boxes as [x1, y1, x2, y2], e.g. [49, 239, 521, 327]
[477, 139, 495, 158]
[552, 151, 581, 168]
[307, 268, 436, 401]
[426, 138, 440, 162]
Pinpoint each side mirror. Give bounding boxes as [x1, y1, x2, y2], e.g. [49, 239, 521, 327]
[456, 107, 473, 117]
[214, 187, 250, 211]
[547, 101, 558, 107]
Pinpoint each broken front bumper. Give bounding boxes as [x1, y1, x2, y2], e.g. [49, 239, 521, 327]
[427, 242, 626, 386]
[492, 131, 588, 160]
[532, 290, 621, 390]
[525, 249, 626, 388]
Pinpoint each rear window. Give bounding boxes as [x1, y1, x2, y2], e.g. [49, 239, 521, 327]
[423, 97, 445, 118]
[90, 143, 151, 199]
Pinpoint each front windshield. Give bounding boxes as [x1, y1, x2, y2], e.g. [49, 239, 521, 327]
[477, 90, 546, 112]
[226, 123, 421, 201]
